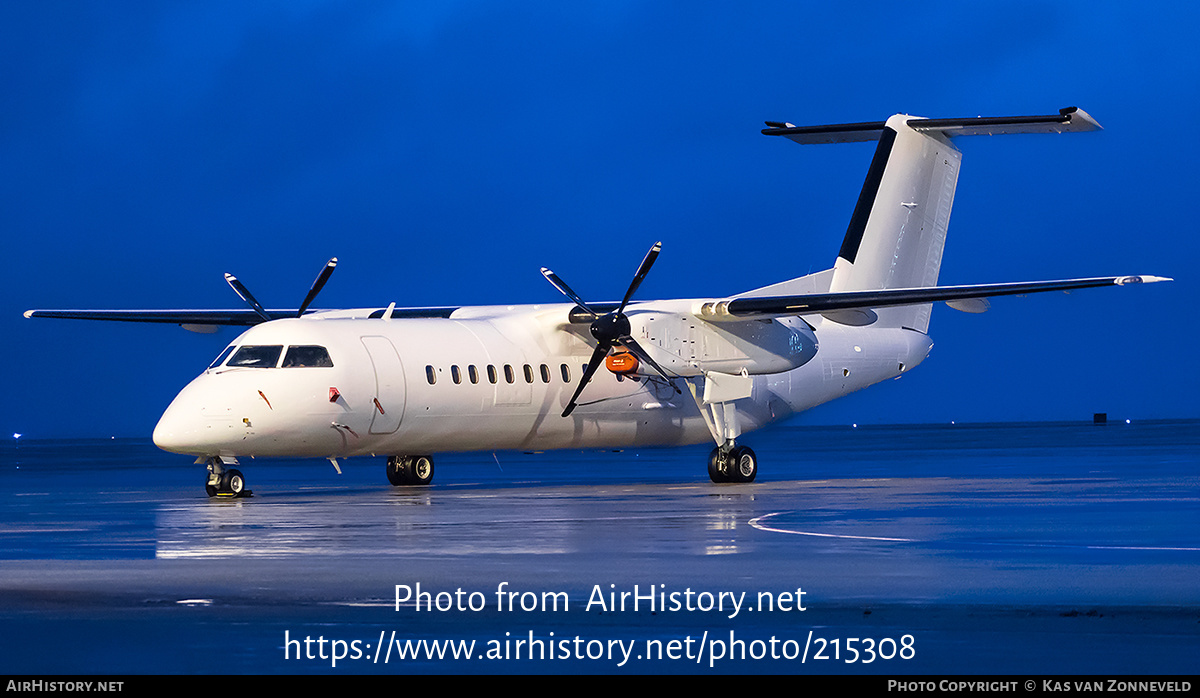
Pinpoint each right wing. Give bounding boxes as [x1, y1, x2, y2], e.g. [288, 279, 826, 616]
[696, 275, 1172, 323]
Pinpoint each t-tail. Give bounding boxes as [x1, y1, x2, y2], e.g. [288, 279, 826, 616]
[762, 107, 1101, 332]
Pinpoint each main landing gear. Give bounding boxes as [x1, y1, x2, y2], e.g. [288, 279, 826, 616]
[708, 444, 757, 483]
[386, 455, 434, 486]
[205, 457, 251, 498]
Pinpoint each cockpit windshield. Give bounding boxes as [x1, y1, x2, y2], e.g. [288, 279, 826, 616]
[210, 344, 333, 369]
[227, 345, 283, 368]
[282, 345, 334, 367]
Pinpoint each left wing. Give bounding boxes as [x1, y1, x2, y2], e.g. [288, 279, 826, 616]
[24, 258, 336, 330]
[23, 309, 289, 326]
[23, 306, 462, 329]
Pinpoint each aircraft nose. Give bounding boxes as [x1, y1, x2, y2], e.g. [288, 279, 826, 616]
[153, 378, 217, 455]
[153, 400, 197, 454]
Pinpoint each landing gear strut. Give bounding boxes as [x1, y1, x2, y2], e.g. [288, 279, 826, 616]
[205, 457, 250, 498]
[386, 455, 435, 486]
[708, 444, 757, 483]
[684, 371, 758, 484]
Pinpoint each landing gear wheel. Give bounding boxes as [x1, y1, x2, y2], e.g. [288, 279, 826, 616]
[386, 455, 435, 486]
[221, 468, 246, 496]
[729, 445, 757, 483]
[708, 445, 756, 483]
[708, 447, 729, 483]
[204, 459, 250, 498]
[410, 456, 434, 485]
[386, 456, 409, 486]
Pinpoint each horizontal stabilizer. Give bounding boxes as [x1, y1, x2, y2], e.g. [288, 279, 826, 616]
[696, 275, 1171, 323]
[763, 107, 1099, 144]
[761, 119, 887, 144]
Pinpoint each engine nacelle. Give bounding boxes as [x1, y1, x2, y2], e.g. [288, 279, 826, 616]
[605, 351, 639, 375]
[630, 311, 818, 377]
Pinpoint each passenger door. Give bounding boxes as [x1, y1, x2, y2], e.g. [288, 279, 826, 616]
[361, 336, 406, 434]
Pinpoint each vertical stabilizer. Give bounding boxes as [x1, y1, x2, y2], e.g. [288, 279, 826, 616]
[761, 108, 1101, 333]
[828, 115, 961, 332]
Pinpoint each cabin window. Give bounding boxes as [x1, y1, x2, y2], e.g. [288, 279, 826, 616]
[540, 364, 551, 383]
[426, 365, 437, 385]
[561, 364, 571, 382]
[468, 365, 479, 384]
[503, 364, 515, 384]
[282, 345, 333, 368]
[208, 345, 236, 369]
[451, 365, 462, 384]
[523, 364, 534, 383]
[487, 365, 497, 384]
[227, 345, 282, 368]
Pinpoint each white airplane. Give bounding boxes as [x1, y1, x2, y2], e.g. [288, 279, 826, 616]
[26, 108, 1170, 497]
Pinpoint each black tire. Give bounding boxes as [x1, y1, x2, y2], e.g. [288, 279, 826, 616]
[708, 447, 728, 483]
[410, 456, 434, 485]
[730, 446, 757, 483]
[205, 482, 218, 497]
[222, 469, 246, 496]
[386, 456, 433, 485]
[386, 456, 408, 486]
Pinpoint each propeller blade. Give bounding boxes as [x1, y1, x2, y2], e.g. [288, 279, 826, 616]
[541, 267, 597, 317]
[224, 273, 272, 322]
[297, 257, 338, 317]
[617, 241, 661, 312]
[618, 337, 681, 393]
[562, 342, 611, 417]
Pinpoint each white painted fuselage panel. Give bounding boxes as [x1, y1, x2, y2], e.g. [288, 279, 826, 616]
[152, 304, 931, 460]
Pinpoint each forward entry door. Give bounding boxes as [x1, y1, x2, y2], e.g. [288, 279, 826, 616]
[361, 335, 406, 434]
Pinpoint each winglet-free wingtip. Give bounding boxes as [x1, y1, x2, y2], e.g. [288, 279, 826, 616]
[1115, 275, 1172, 285]
[1060, 106, 1102, 131]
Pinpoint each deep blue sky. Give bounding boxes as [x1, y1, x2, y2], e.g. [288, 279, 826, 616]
[4, 3, 1196, 439]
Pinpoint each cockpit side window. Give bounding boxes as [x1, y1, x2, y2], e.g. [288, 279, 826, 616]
[282, 345, 334, 368]
[208, 345, 236, 370]
[227, 345, 283, 368]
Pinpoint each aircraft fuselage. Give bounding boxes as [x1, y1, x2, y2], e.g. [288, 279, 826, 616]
[151, 302, 932, 460]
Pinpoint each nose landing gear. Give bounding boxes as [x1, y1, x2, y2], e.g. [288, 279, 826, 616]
[205, 457, 251, 498]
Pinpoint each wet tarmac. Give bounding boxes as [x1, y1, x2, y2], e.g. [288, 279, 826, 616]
[1, 421, 1197, 674]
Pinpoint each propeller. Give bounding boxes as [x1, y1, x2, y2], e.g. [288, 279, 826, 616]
[541, 242, 680, 417]
[224, 257, 338, 322]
